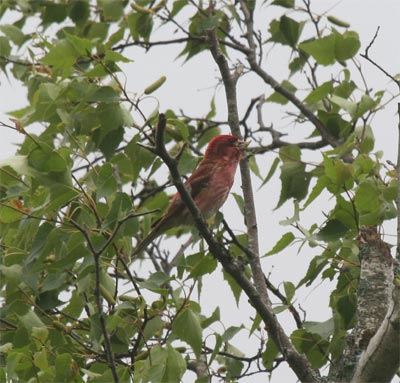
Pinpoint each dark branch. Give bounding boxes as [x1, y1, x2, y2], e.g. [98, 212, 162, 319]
[360, 27, 400, 90]
[206, 27, 320, 382]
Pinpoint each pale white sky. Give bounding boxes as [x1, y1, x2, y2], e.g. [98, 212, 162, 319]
[1, 1, 399, 382]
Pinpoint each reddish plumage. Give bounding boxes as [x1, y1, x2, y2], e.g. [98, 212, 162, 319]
[134, 134, 248, 255]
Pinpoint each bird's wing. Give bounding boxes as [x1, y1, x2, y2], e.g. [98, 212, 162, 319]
[183, 162, 214, 199]
[155, 161, 216, 226]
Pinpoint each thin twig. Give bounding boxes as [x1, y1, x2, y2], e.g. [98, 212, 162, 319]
[360, 27, 400, 90]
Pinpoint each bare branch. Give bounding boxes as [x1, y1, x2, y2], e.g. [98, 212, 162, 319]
[68, 220, 119, 383]
[360, 27, 400, 90]
[238, 1, 339, 148]
[206, 29, 320, 383]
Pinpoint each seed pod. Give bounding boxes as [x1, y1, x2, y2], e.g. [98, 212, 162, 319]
[152, 0, 167, 13]
[53, 320, 67, 332]
[327, 16, 350, 28]
[100, 284, 116, 305]
[144, 76, 166, 94]
[131, 3, 154, 14]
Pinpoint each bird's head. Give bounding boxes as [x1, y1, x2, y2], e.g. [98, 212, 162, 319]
[204, 134, 249, 162]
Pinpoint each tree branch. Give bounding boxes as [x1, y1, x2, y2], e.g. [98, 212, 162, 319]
[205, 29, 320, 382]
[351, 284, 400, 383]
[69, 219, 119, 383]
[238, 1, 339, 148]
[360, 27, 400, 90]
[398, 103, 400, 264]
[329, 227, 397, 382]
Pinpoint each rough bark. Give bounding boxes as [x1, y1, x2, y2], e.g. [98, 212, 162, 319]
[329, 227, 398, 382]
[351, 284, 400, 383]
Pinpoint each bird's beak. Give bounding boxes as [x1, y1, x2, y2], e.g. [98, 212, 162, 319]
[237, 140, 250, 151]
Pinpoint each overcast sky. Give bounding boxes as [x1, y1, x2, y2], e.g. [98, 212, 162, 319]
[1, 1, 399, 382]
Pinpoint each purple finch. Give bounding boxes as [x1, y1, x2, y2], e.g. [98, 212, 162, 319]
[134, 134, 248, 255]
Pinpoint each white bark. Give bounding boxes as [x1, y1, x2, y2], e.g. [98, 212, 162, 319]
[351, 285, 400, 383]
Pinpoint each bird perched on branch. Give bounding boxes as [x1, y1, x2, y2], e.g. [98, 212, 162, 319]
[134, 134, 249, 255]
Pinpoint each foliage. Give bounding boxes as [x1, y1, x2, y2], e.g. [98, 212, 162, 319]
[0, 1, 398, 382]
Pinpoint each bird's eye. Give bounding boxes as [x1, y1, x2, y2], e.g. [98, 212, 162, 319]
[228, 138, 237, 145]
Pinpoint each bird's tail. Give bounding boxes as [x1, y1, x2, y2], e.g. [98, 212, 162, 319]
[132, 220, 164, 256]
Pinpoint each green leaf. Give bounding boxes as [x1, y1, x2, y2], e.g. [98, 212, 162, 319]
[142, 317, 165, 344]
[330, 95, 357, 118]
[355, 125, 375, 153]
[231, 192, 244, 215]
[177, 148, 198, 175]
[168, 118, 189, 141]
[33, 349, 48, 370]
[0, 203, 23, 223]
[170, 0, 189, 18]
[104, 50, 132, 63]
[0, 264, 22, 287]
[283, 281, 296, 302]
[208, 333, 223, 366]
[90, 86, 120, 103]
[139, 272, 172, 295]
[225, 352, 244, 376]
[303, 318, 334, 339]
[262, 338, 279, 369]
[0, 25, 27, 45]
[304, 81, 334, 104]
[354, 179, 380, 213]
[280, 15, 303, 47]
[300, 35, 336, 66]
[303, 176, 328, 208]
[136, 344, 186, 383]
[55, 353, 74, 382]
[259, 157, 280, 189]
[317, 219, 348, 242]
[69, 1, 90, 25]
[334, 31, 360, 61]
[318, 110, 352, 138]
[188, 254, 218, 279]
[28, 142, 68, 173]
[336, 293, 357, 329]
[43, 3, 67, 23]
[164, 344, 187, 383]
[223, 270, 242, 306]
[249, 313, 262, 336]
[264, 232, 295, 256]
[277, 148, 311, 208]
[297, 255, 328, 287]
[41, 40, 78, 71]
[291, 329, 329, 368]
[94, 163, 117, 199]
[332, 196, 357, 229]
[248, 155, 262, 180]
[172, 308, 202, 359]
[17, 310, 45, 332]
[272, 0, 295, 7]
[64, 31, 92, 55]
[128, 12, 153, 41]
[222, 326, 243, 342]
[300, 32, 360, 66]
[98, 0, 125, 21]
[355, 94, 377, 119]
[201, 307, 220, 329]
[0, 36, 11, 61]
[279, 200, 300, 226]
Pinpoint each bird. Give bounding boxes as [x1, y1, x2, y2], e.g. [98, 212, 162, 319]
[133, 134, 249, 255]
